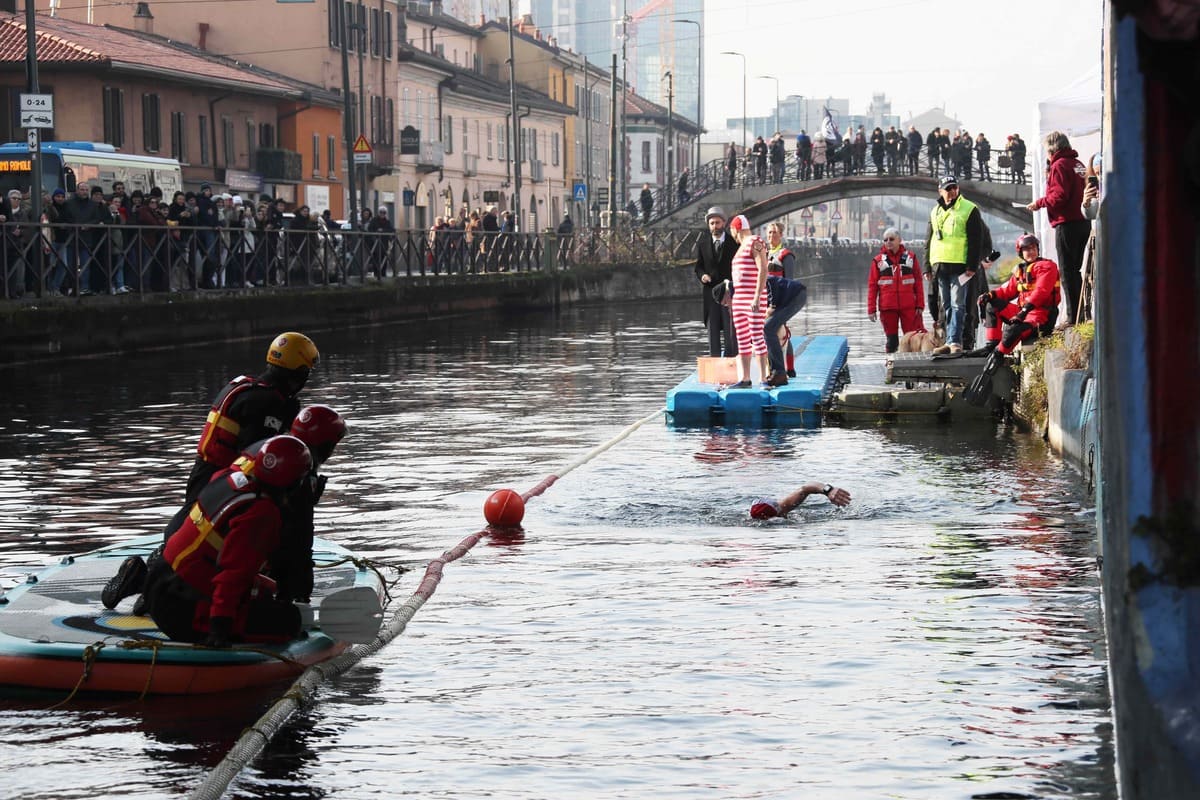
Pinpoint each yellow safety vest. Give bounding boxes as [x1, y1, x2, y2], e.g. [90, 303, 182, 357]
[929, 196, 977, 265]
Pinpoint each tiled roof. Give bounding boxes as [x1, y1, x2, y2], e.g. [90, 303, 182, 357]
[625, 92, 699, 134]
[0, 14, 316, 99]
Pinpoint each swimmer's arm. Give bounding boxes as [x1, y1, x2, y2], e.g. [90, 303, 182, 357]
[778, 482, 852, 514]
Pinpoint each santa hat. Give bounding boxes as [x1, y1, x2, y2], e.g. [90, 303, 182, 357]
[729, 214, 751, 233]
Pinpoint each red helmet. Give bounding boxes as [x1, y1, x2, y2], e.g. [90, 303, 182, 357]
[1016, 233, 1040, 254]
[253, 435, 313, 488]
[290, 405, 346, 464]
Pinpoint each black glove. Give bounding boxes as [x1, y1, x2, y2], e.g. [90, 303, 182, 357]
[1014, 303, 1034, 323]
[205, 616, 234, 648]
[977, 291, 992, 311]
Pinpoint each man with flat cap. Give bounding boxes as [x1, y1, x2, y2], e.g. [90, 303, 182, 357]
[694, 206, 739, 357]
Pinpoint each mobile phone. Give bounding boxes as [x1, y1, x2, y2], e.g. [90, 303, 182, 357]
[1087, 176, 1099, 188]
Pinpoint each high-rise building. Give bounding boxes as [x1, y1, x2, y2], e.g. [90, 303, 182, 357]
[529, 0, 703, 126]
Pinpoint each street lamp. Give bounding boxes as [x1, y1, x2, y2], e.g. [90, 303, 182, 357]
[720, 50, 746, 155]
[673, 18, 701, 171]
[663, 70, 673, 209]
[757, 75, 779, 135]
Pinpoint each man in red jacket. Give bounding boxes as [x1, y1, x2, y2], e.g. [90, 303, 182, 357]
[1026, 131, 1089, 325]
[867, 227, 925, 353]
[143, 435, 314, 647]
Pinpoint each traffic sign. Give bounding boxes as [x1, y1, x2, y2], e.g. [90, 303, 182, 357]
[800, 207, 813, 218]
[830, 209, 842, 221]
[572, 181, 587, 203]
[20, 94, 53, 112]
[26, 128, 38, 153]
[352, 134, 373, 164]
[21, 110, 54, 129]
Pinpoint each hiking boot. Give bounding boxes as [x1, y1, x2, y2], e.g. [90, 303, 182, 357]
[101, 556, 147, 610]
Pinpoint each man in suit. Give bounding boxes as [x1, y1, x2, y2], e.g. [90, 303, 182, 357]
[694, 206, 739, 357]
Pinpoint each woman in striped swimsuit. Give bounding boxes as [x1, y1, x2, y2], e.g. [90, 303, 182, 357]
[728, 214, 769, 387]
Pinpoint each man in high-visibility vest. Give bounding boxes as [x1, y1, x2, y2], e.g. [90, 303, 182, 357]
[924, 176, 983, 354]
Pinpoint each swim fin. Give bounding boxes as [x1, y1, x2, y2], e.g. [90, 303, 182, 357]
[963, 371, 993, 406]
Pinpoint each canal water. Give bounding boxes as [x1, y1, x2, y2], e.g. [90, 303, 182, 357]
[0, 263, 1113, 799]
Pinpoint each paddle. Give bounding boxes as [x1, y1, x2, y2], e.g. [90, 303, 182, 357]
[297, 586, 384, 644]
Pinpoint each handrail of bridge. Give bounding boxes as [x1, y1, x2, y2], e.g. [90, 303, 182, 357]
[641, 141, 1029, 227]
[0, 222, 891, 301]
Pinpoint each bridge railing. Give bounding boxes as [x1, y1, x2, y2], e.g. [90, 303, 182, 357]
[643, 142, 1030, 225]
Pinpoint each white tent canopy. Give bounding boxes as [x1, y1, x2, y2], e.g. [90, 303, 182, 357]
[1031, 65, 1103, 274]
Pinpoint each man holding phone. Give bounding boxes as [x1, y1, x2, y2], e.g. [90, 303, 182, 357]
[1026, 131, 1089, 326]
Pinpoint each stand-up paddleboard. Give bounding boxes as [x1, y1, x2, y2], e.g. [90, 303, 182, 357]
[0, 534, 383, 695]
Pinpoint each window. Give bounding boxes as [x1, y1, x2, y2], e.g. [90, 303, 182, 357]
[473, 120, 479, 155]
[246, 119, 256, 161]
[170, 111, 186, 161]
[102, 86, 124, 147]
[312, 133, 321, 176]
[356, 2, 366, 53]
[551, 132, 559, 166]
[520, 129, 527, 163]
[641, 140, 651, 172]
[486, 122, 493, 159]
[329, 0, 342, 47]
[463, 118, 469, 155]
[259, 123, 275, 149]
[370, 95, 380, 143]
[402, 87, 410, 126]
[384, 11, 393, 59]
[416, 90, 423, 135]
[386, 98, 395, 144]
[443, 114, 452, 153]
[328, 135, 337, 178]
[370, 7, 380, 57]
[140, 93, 161, 152]
[498, 125, 506, 162]
[221, 117, 235, 166]
[198, 115, 210, 165]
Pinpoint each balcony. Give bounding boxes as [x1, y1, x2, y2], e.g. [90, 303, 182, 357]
[416, 141, 444, 173]
[463, 153, 478, 177]
[254, 148, 302, 183]
[529, 159, 544, 182]
[361, 144, 395, 179]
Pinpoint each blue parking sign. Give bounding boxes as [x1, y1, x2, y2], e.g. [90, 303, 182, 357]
[572, 182, 588, 203]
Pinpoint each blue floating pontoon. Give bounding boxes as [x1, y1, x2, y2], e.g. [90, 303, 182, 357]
[666, 335, 849, 427]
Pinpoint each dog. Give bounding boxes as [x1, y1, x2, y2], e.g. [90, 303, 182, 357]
[898, 324, 946, 353]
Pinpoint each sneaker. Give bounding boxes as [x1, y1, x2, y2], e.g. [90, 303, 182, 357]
[79, 288, 93, 297]
[115, 286, 131, 294]
[101, 555, 147, 610]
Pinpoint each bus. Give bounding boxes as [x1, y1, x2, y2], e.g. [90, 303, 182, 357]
[0, 141, 183, 199]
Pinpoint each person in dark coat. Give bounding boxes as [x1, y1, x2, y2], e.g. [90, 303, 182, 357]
[639, 183, 653, 225]
[693, 206, 739, 357]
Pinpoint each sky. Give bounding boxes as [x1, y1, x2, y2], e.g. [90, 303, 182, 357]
[519, 0, 1105, 143]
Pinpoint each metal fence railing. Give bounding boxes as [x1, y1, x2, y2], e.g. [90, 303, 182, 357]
[1, 222, 780, 300]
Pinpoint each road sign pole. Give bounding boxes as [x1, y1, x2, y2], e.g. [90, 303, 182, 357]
[25, 1, 43, 248]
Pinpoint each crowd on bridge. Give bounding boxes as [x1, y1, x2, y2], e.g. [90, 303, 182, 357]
[643, 126, 1030, 224]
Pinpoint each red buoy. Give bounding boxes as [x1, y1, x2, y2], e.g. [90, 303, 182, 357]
[484, 489, 525, 527]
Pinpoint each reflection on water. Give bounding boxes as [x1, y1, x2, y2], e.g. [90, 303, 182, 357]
[0, 263, 1112, 799]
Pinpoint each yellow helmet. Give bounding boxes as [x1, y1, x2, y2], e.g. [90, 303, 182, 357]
[266, 332, 319, 372]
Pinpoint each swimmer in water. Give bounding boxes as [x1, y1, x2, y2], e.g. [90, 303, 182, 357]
[750, 482, 852, 519]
